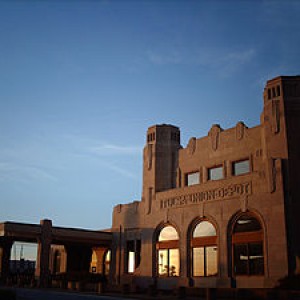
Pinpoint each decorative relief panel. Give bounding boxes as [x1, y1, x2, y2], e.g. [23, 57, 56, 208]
[176, 167, 181, 188]
[116, 204, 122, 213]
[209, 124, 222, 151]
[271, 100, 280, 134]
[146, 187, 153, 215]
[236, 121, 247, 140]
[199, 202, 204, 218]
[240, 196, 248, 212]
[147, 144, 153, 170]
[187, 137, 196, 155]
[267, 158, 276, 193]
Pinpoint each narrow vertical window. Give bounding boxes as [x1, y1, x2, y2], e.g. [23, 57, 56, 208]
[126, 240, 141, 274]
[277, 85, 280, 97]
[126, 241, 135, 273]
[268, 88, 271, 99]
[53, 250, 61, 274]
[104, 250, 111, 276]
[272, 87, 276, 98]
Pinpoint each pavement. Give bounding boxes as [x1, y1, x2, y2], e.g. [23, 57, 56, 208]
[0, 287, 194, 300]
[2, 287, 137, 300]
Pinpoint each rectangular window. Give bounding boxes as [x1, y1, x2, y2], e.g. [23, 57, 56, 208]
[206, 246, 218, 276]
[268, 88, 271, 99]
[169, 249, 180, 276]
[234, 242, 264, 275]
[276, 85, 281, 97]
[126, 241, 135, 274]
[186, 172, 200, 186]
[158, 249, 168, 277]
[233, 160, 250, 176]
[234, 244, 248, 275]
[249, 243, 264, 275]
[193, 246, 218, 277]
[158, 249, 179, 277]
[208, 166, 223, 181]
[193, 247, 204, 276]
[126, 240, 141, 274]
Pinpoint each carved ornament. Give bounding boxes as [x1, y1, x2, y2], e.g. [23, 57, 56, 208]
[187, 137, 196, 155]
[209, 124, 222, 151]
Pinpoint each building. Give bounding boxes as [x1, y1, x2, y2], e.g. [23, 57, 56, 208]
[110, 76, 300, 290]
[1, 75, 299, 291]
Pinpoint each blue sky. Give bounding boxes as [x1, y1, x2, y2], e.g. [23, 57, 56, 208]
[1, 0, 300, 231]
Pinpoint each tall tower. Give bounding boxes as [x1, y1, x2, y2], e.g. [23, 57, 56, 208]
[142, 124, 181, 214]
[262, 76, 300, 275]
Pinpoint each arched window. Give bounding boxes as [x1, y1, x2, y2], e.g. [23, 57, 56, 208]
[191, 220, 218, 277]
[232, 213, 264, 276]
[90, 250, 97, 273]
[103, 249, 111, 276]
[156, 225, 180, 277]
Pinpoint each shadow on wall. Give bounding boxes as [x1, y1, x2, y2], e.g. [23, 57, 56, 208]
[276, 273, 300, 290]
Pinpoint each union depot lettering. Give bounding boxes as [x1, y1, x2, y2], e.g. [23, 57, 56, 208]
[160, 182, 252, 209]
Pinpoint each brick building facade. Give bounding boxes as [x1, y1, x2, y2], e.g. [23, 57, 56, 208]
[110, 76, 300, 289]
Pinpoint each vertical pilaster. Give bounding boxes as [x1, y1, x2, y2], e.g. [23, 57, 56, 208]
[35, 219, 52, 287]
[0, 240, 13, 284]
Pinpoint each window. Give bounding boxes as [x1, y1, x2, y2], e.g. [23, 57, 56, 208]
[186, 172, 200, 186]
[157, 225, 180, 277]
[268, 88, 271, 99]
[232, 214, 264, 276]
[147, 132, 155, 143]
[126, 240, 141, 274]
[53, 250, 61, 274]
[126, 241, 135, 273]
[233, 160, 250, 176]
[191, 221, 218, 277]
[277, 85, 281, 97]
[171, 132, 180, 142]
[208, 166, 223, 180]
[104, 250, 111, 276]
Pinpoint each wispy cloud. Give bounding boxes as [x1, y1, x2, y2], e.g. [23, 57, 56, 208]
[60, 134, 142, 179]
[146, 47, 256, 77]
[224, 49, 255, 65]
[0, 133, 142, 184]
[0, 162, 57, 183]
[100, 161, 137, 179]
[216, 48, 256, 78]
[147, 50, 182, 65]
[88, 143, 141, 156]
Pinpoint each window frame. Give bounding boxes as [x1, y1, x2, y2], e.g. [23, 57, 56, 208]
[207, 165, 224, 181]
[125, 240, 141, 274]
[103, 249, 111, 277]
[185, 171, 200, 186]
[232, 159, 251, 176]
